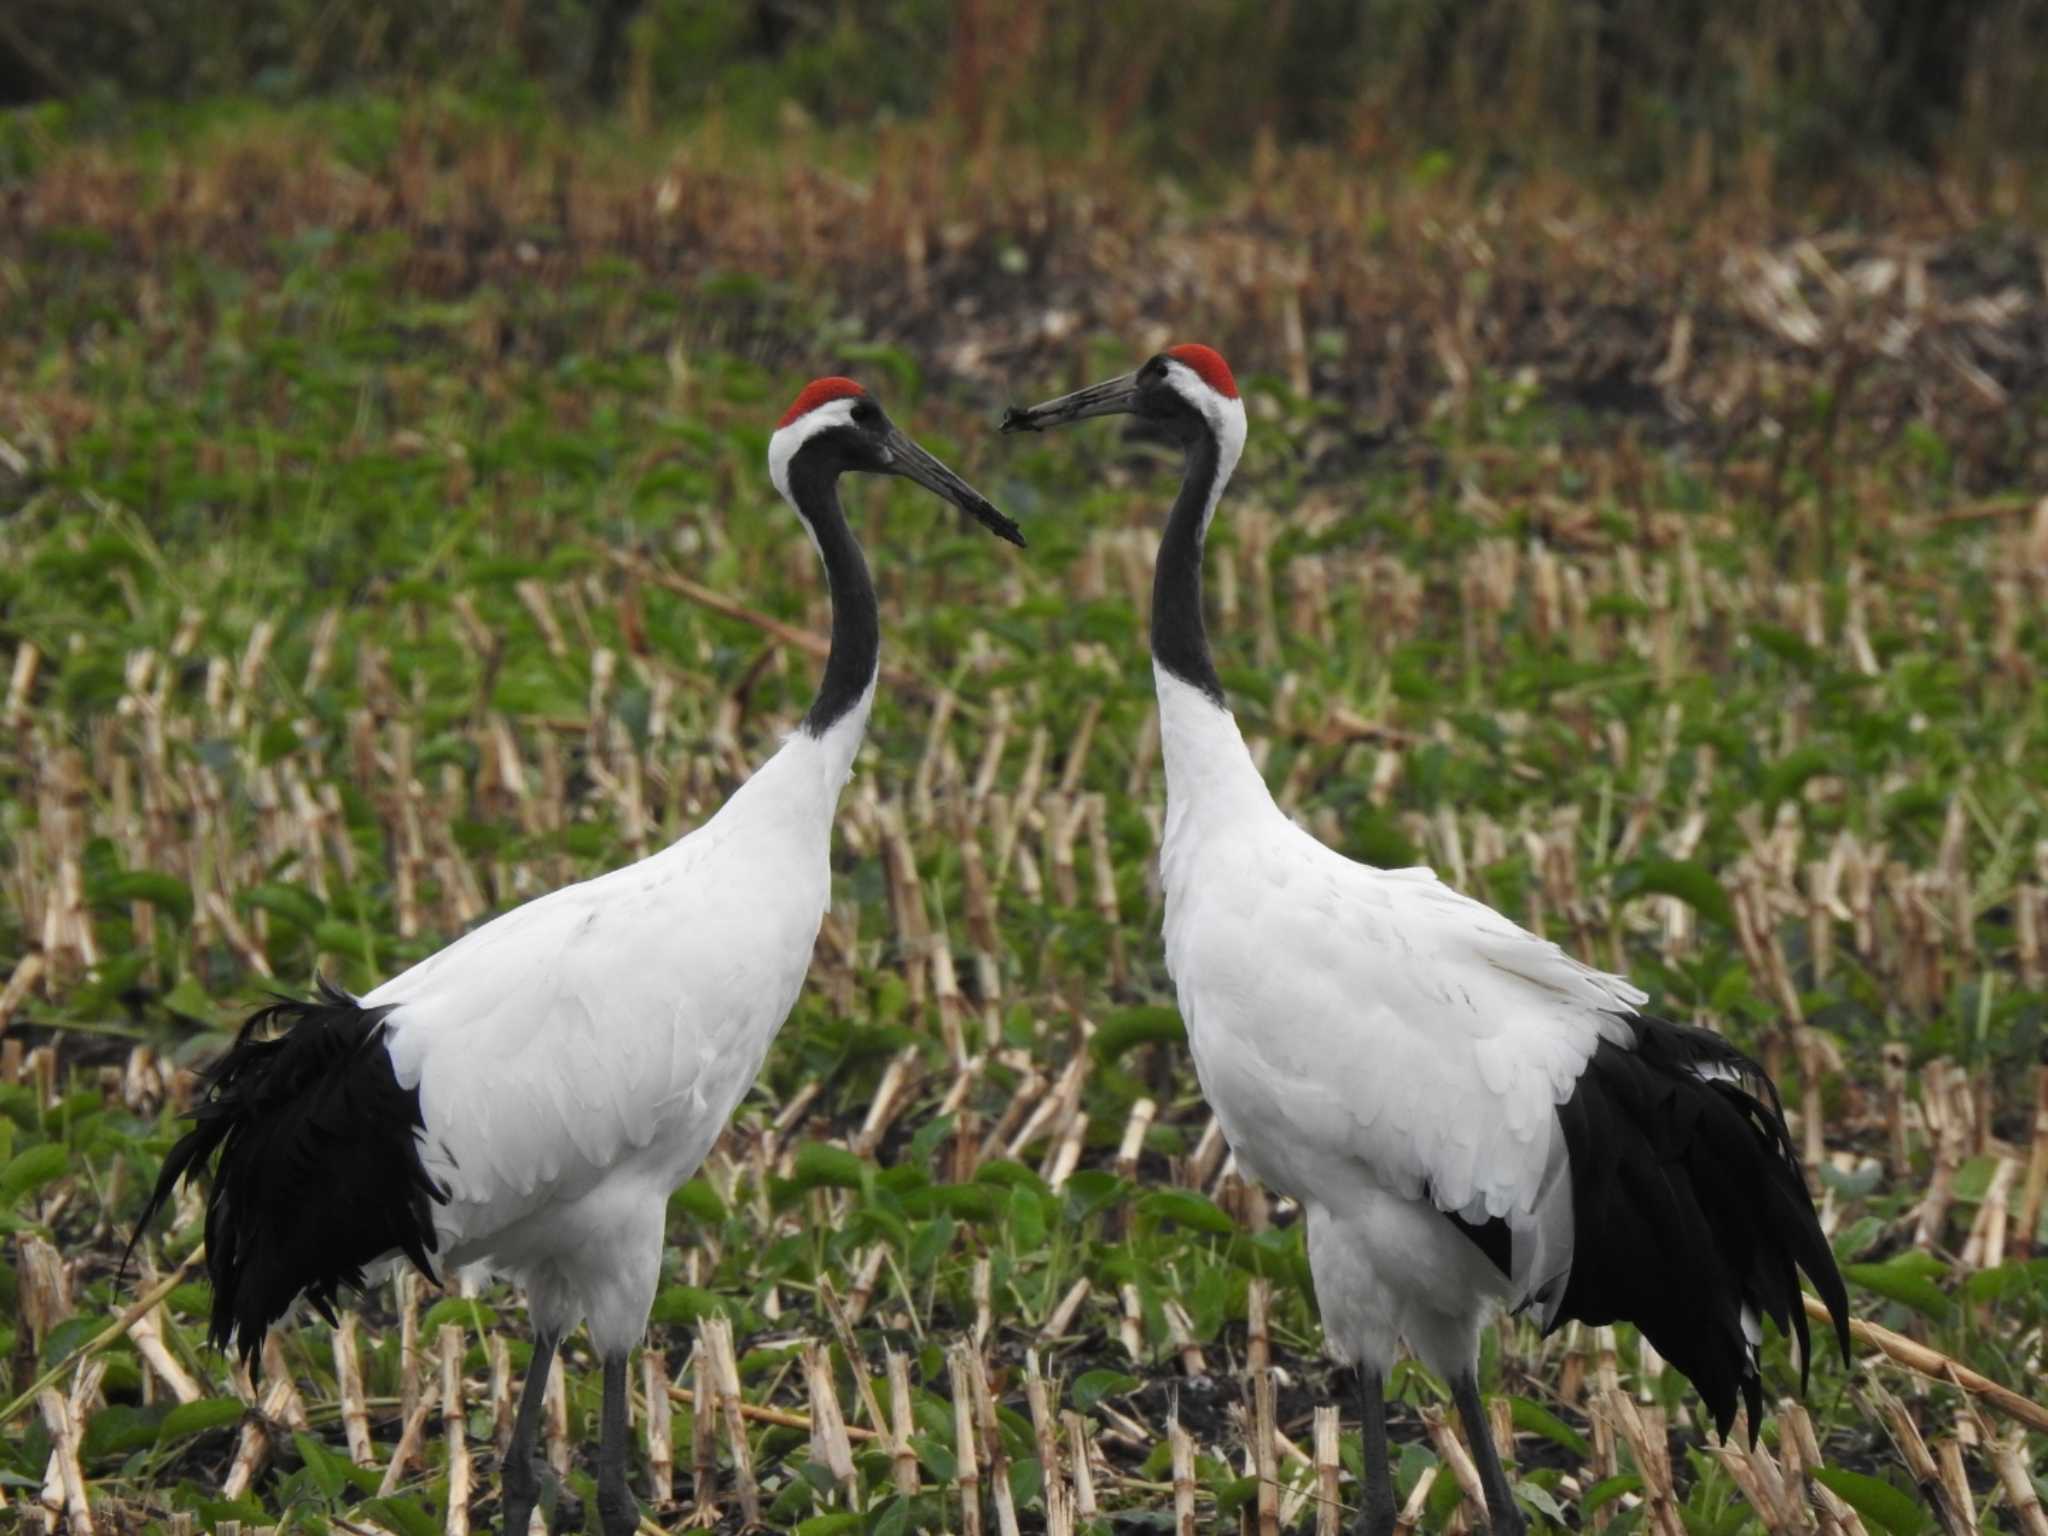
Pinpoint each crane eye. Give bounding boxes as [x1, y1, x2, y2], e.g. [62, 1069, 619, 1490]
[852, 399, 881, 426]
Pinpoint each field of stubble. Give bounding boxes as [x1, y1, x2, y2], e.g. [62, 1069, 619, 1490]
[2, 99, 2046, 1536]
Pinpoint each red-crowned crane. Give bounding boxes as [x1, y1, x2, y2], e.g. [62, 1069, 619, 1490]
[132, 379, 1022, 1536]
[1001, 345, 1848, 1536]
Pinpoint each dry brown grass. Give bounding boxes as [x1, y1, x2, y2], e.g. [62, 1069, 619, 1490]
[7, 110, 2044, 496]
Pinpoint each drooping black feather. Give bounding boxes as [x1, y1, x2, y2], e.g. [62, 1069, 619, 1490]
[1443, 1207, 1514, 1279]
[1548, 1014, 1851, 1442]
[126, 977, 447, 1366]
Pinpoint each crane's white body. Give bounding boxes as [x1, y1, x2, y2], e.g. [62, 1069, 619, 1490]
[362, 686, 871, 1352]
[1155, 668, 1644, 1376]
[1000, 346, 1840, 1532]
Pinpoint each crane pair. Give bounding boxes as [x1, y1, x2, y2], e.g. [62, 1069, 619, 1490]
[136, 347, 1848, 1536]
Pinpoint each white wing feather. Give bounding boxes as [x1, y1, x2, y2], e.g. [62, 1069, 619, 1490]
[1165, 817, 1640, 1309]
[363, 749, 836, 1260]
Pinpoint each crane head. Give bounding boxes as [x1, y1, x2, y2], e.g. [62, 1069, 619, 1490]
[1000, 343, 1241, 451]
[770, 378, 1024, 546]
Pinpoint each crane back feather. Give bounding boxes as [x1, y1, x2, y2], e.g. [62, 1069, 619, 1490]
[128, 977, 446, 1365]
[1155, 671, 1850, 1439]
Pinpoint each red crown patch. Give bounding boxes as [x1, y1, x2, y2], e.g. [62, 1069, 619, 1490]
[1165, 344, 1238, 399]
[779, 377, 867, 428]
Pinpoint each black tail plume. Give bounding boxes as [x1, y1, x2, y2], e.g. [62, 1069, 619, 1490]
[1552, 1015, 1851, 1442]
[127, 977, 447, 1366]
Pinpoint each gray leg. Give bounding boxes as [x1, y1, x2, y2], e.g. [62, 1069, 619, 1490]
[1449, 1371, 1526, 1536]
[595, 1351, 639, 1536]
[1354, 1369, 1397, 1536]
[501, 1329, 561, 1536]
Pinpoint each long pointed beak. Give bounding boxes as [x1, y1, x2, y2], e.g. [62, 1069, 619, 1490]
[1000, 370, 1142, 433]
[884, 425, 1025, 547]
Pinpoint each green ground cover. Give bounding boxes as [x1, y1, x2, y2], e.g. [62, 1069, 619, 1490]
[1, 94, 2045, 1535]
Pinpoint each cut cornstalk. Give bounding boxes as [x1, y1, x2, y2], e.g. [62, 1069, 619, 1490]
[129, 1306, 203, 1407]
[1169, 1405, 1197, 1536]
[1252, 1355, 1279, 1536]
[643, 1351, 673, 1505]
[803, 1340, 856, 1490]
[441, 1325, 470, 1536]
[887, 1350, 920, 1497]
[1395, 1466, 1436, 1535]
[226, 1375, 300, 1501]
[949, 1345, 983, 1536]
[1314, 1405, 1342, 1536]
[967, 1344, 1019, 1536]
[689, 1345, 718, 1523]
[39, 1386, 92, 1536]
[1042, 1278, 1090, 1341]
[703, 1316, 760, 1525]
[1063, 1410, 1098, 1520]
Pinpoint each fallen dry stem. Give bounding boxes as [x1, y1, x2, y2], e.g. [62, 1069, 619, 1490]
[1806, 1293, 2048, 1434]
[1, 1251, 199, 1429]
[664, 1382, 880, 1442]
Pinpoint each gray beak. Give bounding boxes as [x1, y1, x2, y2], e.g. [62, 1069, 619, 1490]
[1000, 370, 1143, 433]
[883, 425, 1025, 547]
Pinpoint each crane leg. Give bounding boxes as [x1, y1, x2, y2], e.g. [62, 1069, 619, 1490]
[501, 1328, 561, 1536]
[1354, 1369, 1397, 1536]
[1449, 1371, 1526, 1536]
[595, 1351, 640, 1536]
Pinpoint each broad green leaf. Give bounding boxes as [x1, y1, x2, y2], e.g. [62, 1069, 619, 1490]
[240, 882, 326, 932]
[1213, 1473, 1260, 1516]
[1844, 1254, 1952, 1319]
[89, 869, 194, 922]
[1007, 1185, 1048, 1250]
[791, 1141, 865, 1191]
[168, 1282, 214, 1318]
[649, 1286, 729, 1328]
[1611, 858, 1734, 930]
[1812, 1468, 1928, 1536]
[420, 1297, 498, 1334]
[1963, 1259, 2048, 1304]
[294, 1431, 346, 1498]
[1758, 745, 1836, 810]
[1, 1143, 67, 1201]
[1515, 1479, 1570, 1524]
[158, 1397, 248, 1441]
[1509, 1396, 1589, 1457]
[1949, 1156, 1996, 1204]
[361, 1495, 441, 1536]
[314, 919, 374, 960]
[975, 1159, 1051, 1194]
[902, 1183, 1000, 1220]
[84, 1403, 167, 1460]
[1582, 1473, 1642, 1513]
[1090, 1005, 1186, 1064]
[1137, 1189, 1237, 1236]
[1748, 622, 1823, 671]
[670, 1176, 727, 1224]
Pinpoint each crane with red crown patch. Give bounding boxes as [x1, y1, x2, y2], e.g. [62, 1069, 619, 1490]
[998, 341, 1848, 1536]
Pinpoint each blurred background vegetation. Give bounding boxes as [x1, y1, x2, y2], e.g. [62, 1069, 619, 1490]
[3, 0, 2045, 200]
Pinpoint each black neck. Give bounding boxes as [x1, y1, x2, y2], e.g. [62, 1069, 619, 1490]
[1150, 430, 1227, 704]
[786, 455, 880, 737]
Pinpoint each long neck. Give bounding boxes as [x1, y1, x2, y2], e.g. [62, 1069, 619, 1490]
[1150, 425, 1273, 834]
[1150, 431, 1227, 704]
[787, 459, 880, 742]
